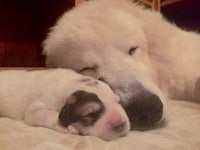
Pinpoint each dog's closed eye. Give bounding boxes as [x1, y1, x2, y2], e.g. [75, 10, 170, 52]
[79, 66, 98, 77]
[128, 46, 138, 55]
[79, 66, 96, 73]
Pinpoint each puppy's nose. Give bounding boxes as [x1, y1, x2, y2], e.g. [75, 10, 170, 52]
[112, 122, 126, 132]
[108, 111, 125, 132]
[125, 93, 163, 130]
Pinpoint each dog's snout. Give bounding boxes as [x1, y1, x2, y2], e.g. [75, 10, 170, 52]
[125, 93, 163, 130]
[136, 95, 163, 126]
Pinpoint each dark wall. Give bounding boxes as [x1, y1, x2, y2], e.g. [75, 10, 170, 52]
[0, 0, 74, 67]
[162, 0, 200, 32]
[0, 0, 199, 67]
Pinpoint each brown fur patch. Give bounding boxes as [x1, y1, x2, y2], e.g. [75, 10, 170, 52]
[195, 76, 200, 101]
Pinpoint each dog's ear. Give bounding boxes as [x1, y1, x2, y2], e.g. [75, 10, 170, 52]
[58, 92, 80, 127]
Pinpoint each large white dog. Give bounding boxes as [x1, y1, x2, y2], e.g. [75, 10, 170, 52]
[0, 69, 130, 141]
[43, 0, 200, 129]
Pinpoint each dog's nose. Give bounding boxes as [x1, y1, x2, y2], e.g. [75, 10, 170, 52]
[125, 92, 163, 130]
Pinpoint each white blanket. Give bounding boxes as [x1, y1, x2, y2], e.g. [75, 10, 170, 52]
[0, 100, 200, 150]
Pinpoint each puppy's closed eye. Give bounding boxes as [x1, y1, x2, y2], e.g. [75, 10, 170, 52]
[79, 103, 104, 126]
[80, 116, 93, 126]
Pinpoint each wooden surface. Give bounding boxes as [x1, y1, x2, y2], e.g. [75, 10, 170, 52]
[0, 67, 47, 71]
[75, 0, 86, 5]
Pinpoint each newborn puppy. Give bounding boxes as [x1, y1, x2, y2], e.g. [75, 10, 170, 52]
[0, 69, 130, 141]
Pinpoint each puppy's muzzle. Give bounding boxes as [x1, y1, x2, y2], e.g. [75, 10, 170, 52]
[124, 92, 163, 130]
[105, 109, 128, 135]
[112, 121, 126, 133]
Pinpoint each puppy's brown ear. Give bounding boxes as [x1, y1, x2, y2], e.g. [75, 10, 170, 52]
[59, 90, 104, 127]
[58, 92, 78, 127]
[59, 90, 93, 127]
[58, 102, 72, 127]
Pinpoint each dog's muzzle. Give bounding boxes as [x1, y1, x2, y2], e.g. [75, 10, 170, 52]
[123, 91, 163, 130]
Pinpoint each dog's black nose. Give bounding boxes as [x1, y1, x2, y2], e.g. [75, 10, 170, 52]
[125, 92, 163, 130]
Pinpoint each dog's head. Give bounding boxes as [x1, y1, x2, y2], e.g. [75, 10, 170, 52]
[43, 0, 168, 130]
[59, 79, 130, 141]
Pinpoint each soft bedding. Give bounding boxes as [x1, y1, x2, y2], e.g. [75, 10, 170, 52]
[0, 100, 200, 150]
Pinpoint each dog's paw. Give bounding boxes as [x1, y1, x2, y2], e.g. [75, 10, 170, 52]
[54, 124, 79, 134]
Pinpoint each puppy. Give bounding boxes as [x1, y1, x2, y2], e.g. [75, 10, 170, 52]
[0, 69, 130, 141]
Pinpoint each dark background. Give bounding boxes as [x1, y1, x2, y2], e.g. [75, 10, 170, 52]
[0, 0, 199, 67]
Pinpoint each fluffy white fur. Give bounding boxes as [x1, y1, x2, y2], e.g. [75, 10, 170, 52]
[0, 69, 130, 141]
[43, 0, 200, 126]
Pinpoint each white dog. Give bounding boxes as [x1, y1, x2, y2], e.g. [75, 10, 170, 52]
[0, 69, 130, 141]
[43, 0, 200, 129]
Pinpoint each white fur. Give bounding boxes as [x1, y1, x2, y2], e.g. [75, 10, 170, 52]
[0, 69, 130, 141]
[43, 0, 200, 125]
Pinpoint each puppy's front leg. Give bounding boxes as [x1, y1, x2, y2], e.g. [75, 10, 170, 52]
[24, 102, 78, 134]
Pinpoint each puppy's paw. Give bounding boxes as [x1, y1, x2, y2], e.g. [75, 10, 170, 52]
[54, 124, 79, 134]
[66, 125, 79, 134]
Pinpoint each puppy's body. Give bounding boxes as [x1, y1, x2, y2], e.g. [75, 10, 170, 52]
[43, 0, 200, 129]
[0, 69, 130, 141]
[0, 69, 79, 120]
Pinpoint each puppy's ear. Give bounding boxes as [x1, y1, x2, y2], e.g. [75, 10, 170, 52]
[58, 93, 78, 127]
[59, 90, 104, 127]
[59, 90, 93, 127]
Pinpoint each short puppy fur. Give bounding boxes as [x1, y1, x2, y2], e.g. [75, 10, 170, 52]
[0, 69, 130, 141]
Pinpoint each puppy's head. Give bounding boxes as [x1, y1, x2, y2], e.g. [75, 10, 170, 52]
[59, 90, 130, 141]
